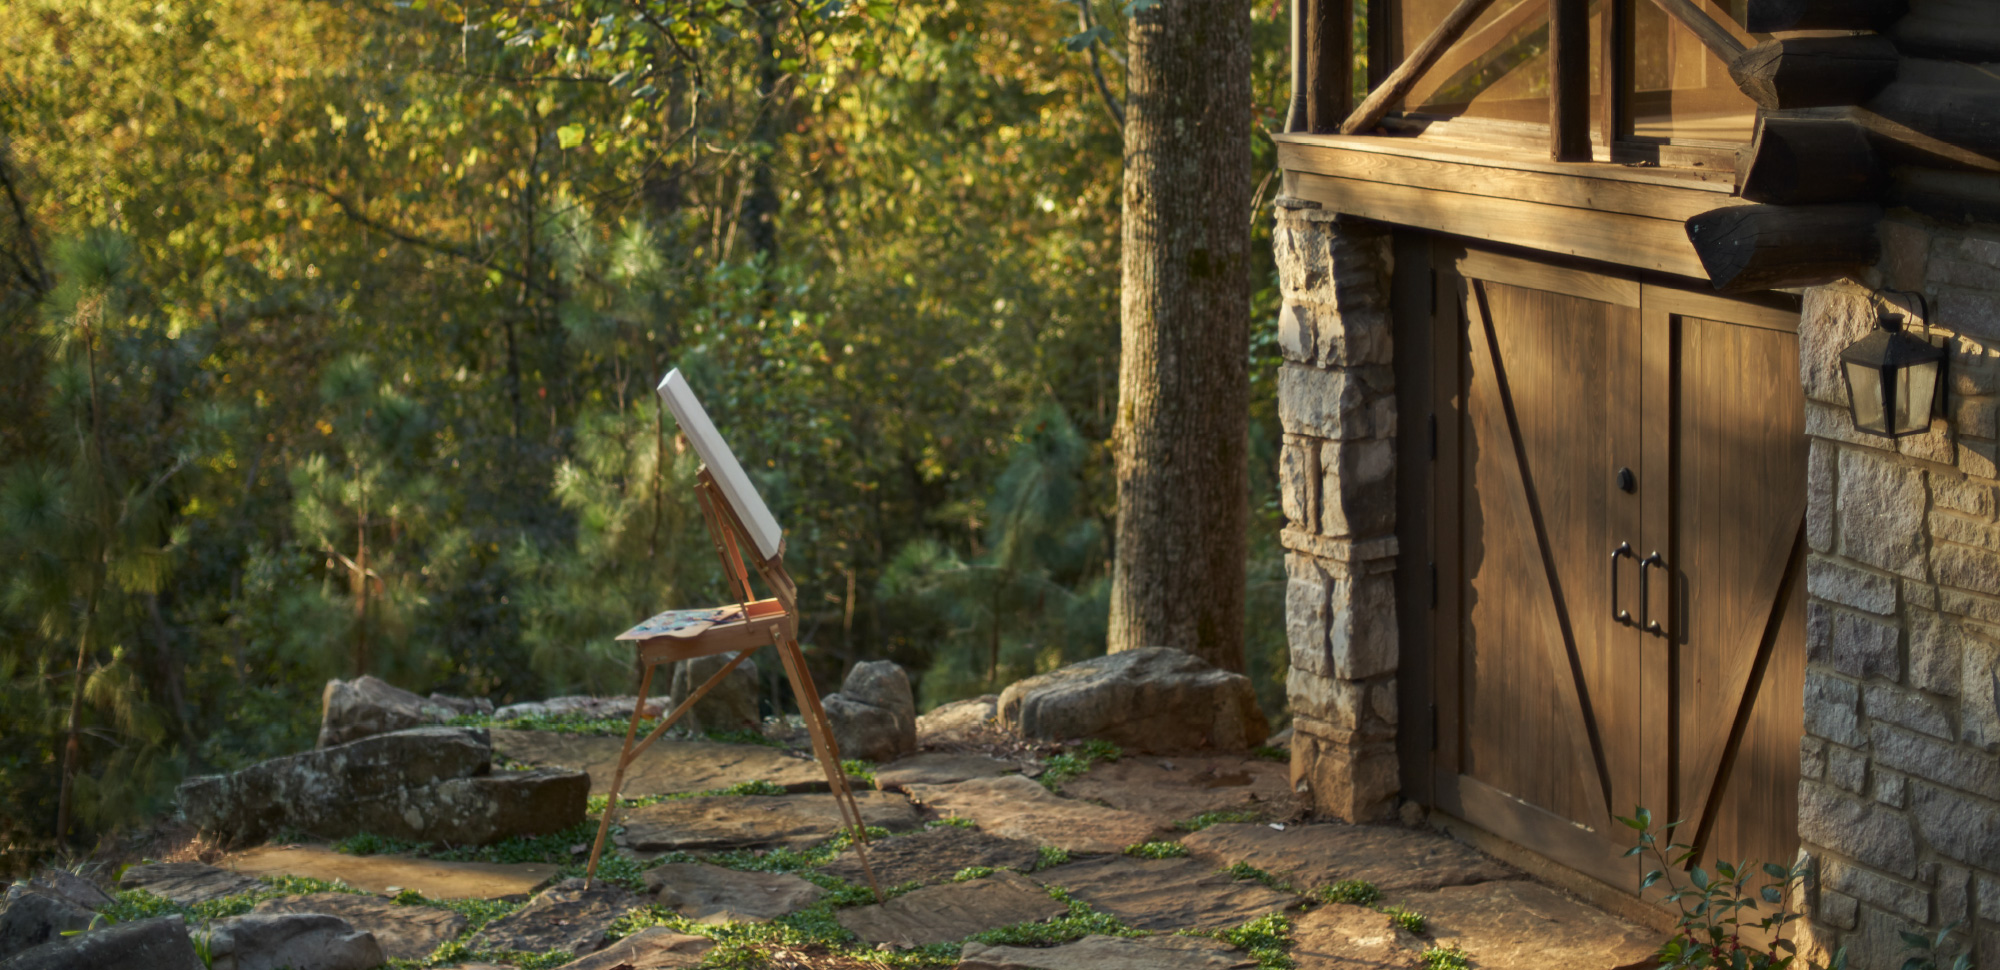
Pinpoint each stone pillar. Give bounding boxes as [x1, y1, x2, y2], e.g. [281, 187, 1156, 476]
[1793, 223, 2000, 969]
[1273, 200, 1400, 822]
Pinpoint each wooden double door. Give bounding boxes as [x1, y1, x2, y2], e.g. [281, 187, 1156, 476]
[1395, 239, 1808, 892]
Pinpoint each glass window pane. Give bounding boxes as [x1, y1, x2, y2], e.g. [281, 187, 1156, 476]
[1397, 0, 1604, 131]
[1628, 0, 1757, 143]
[1846, 361, 1886, 434]
[1895, 361, 1941, 436]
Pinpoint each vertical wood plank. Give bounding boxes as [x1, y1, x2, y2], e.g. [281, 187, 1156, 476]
[1309, 0, 1355, 132]
[1433, 247, 1467, 791]
[1393, 231, 1437, 802]
[1638, 304, 1675, 849]
[1550, 0, 1593, 160]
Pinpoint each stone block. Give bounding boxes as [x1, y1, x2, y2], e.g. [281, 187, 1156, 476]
[1328, 569, 1398, 681]
[1978, 872, 2000, 922]
[1895, 420, 1956, 465]
[1319, 436, 1396, 538]
[1808, 557, 1898, 615]
[1285, 555, 1332, 678]
[1368, 680, 1398, 726]
[1957, 233, 2000, 269]
[1961, 629, 2000, 752]
[1818, 890, 1860, 930]
[1948, 335, 2000, 397]
[1798, 780, 1919, 878]
[1808, 439, 1836, 553]
[1935, 863, 1970, 926]
[1939, 286, 2000, 342]
[1821, 858, 1929, 922]
[1838, 450, 1929, 578]
[1804, 670, 1865, 748]
[1875, 769, 1907, 808]
[1278, 304, 1316, 363]
[1290, 720, 1398, 822]
[1904, 580, 1939, 610]
[1931, 510, 1999, 551]
[1287, 667, 1372, 732]
[1870, 723, 2000, 799]
[1908, 609, 1964, 698]
[1931, 475, 1994, 517]
[1955, 395, 2000, 440]
[1279, 303, 1393, 370]
[1274, 209, 1387, 309]
[1801, 736, 1827, 780]
[1802, 282, 1881, 407]
[1935, 540, 2000, 597]
[1807, 602, 1900, 681]
[1909, 782, 2000, 870]
[1279, 437, 1320, 532]
[1278, 364, 1383, 441]
[1881, 220, 1930, 292]
[1957, 438, 1999, 480]
[1829, 745, 1869, 793]
[1865, 682, 1954, 739]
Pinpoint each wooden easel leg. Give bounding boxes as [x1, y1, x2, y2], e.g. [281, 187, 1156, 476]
[585, 661, 656, 888]
[773, 637, 883, 901]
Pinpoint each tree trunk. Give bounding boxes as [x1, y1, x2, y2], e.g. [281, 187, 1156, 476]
[1107, 0, 1252, 672]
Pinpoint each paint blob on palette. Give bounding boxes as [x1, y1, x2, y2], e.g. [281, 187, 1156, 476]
[617, 605, 741, 641]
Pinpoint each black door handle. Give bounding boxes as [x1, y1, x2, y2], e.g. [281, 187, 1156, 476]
[1610, 542, 1634, 624]
[1639, 551, 1665, 635]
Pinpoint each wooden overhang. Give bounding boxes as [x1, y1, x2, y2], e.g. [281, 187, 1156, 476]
[1282, 0, 2000, 292]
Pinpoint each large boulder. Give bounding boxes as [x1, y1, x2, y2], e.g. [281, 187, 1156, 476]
[914, 694, 998, 746]
[0, 891, 95, 962]
[0, 916, 201, 970]
[318, 676, 486, 748]
[996, 648, 1269, 753]
[178, 726, 587, 846]
[822, 661, 916, 763]
[204, 913, 383, 970]
[668, 654, 762, 735]
[20, 872, 110, 914]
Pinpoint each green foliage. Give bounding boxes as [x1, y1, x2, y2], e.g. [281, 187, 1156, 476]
[1220, 862, 1292, 893]
[1383, 906, 1427, 935]
[968, 886, 1147, 947]
[953, 866, 996, 882]
[1179, 810, 1262, 832]
[1251, 745, 1289, 763]
[841, 760, 877, 786]
[1038, 739, 1122, 791]
[927, 815, 977, 830]
[1618, 807, 1845, 970]
[335, 832, 428, 857]
[1125, 841, 1190, 859]
[1900, 920, 1974, 970]
[1184, 912, 1295, 970]
[1421, 944, 1472, 970]
[1034, 846, 1073, 871]
[1317, 880, 1380, 906]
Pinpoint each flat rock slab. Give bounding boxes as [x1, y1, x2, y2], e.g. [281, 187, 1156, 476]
[120, 862, 265, 905]
[819, 826, 1042, 887]
[1399, 881, 1658, 969]
[493, 730, 824, 796]
[249, 893, 468, 962]
[1030, 856, 1299, 931]
[875, 753, 1021, 792]
[469, 878, 639, 958]
[616, 792, 920, 852]
[226, 845, 557, 900]
[554, 927, 714, 969]
[1179, 824, 1517, 896]
[1061, 756, 1290, 826]
[905, 776, 1163, 855]
[642, 863, 823, 923]
[959, 934, 1257, 970]
[837, 870, 1067, 947]
[1290, 905, 1425, 969]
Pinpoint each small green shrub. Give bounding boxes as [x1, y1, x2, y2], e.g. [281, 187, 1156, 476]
[1220, 862, 1292, 892]
[1125, 841, 1190, 859]
[1183, 912, 1294, 970]
[1176, 809, 1260, 832]
[967, 886, 1145, 947]
[715, 779, 787, 797]
[1900, 920, 1974, 970]
[952, 866, 996, 882]
[1317, 879, 1380, 906]
[1251, 745, 1289, 763]
[1034, 846, 1073, 871]
[1038, 740, 1123, 791]
[334, 832, 429, 856]
[926, 814, 976, 830]
[1384, 906, 1427, 935]
[841, 759, 877, 785]
[1421, 943, 1471, 969]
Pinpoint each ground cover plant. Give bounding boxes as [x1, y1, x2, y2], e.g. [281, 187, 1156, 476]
[1620, 808, 1847, 970]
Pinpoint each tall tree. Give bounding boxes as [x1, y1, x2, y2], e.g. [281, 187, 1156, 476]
[1107, 0, 1253, 671]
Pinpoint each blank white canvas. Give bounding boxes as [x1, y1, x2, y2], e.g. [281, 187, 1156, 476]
[657, 369, 783, 561]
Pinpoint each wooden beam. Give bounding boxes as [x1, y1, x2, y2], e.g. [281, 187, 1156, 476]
[1644, 0, 1745, 63]
[1729, 36, 1899, 111]
[1745, 0, 1906, 33]
[1868, 77, 2000, 164]
[1549, 0, 1592, 161]
[1339, 0, 1500, 135]
[1685, 203, 1881, 291]
[1739, 117, 1885, 206]
[1308, 0, 1354, 133]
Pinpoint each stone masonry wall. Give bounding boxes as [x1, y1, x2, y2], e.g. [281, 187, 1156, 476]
[1793, 217, 2000, 969]
[1272, 200, 1401, 823]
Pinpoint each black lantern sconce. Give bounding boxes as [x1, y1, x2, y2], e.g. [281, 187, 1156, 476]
[1840, 293, 1944, 439]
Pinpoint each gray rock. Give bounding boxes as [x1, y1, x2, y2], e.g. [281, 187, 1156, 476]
[959, 934, 1256, 970]
[249, 893, 466, 962]
[319, 676, 472, 748]
[823, 661, 917, 763]
[1178, 823, 1517, 896]
[670, 654, 762, 735]
[1030, 856, 1300, 931]
[178, 727, 586, 847]
[904, 775, 1163, 855]
[874, 753, 1019, 792]
[836, 870, 1066, 947]
[204, 913, 384, 970]
[642, 864, 823, 922]
[493, 696, 664, 722]
[0, 916, 201, 970]
[818, 826, 1042, 888]
[425, 692, 493, 717]
[469, 878, 639, 958]
[492, 730, 826, 797]
[23, 872, 111, 913]
[552, 927, 712, 969]
[916, 695, 998, 745]
[0, 891, 95, 962]
[997, 648, 1269, 753]
[616, 791, 922, 853]
[119, 863, 265, 905]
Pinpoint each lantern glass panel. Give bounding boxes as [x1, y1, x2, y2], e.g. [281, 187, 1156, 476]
[1846, 359, 1887, 434]
[1895, 358, 1941, 436]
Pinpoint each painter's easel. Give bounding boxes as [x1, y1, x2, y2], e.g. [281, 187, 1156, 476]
[581, 374, 880, 901]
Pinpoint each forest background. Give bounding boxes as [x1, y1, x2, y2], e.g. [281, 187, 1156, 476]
[0, 0, 1297, 866]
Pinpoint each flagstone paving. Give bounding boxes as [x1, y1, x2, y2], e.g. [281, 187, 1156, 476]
[959, 934, 1259, 970]
[1030, 855, 1302, 931]
[641, 863, 824, 923]
[1288, 904, 1426, 969]
[1179, 822, 1520, 896]
[225, 844, 558, 899]
[492, 730, 827, 795]
[904, 775, 1165, 855]
[1392, 881, 1661, 968]
[615, 791, 922, 852]
[468, 878, 640, 958]
[836, 871, 1070, 947]
[1059, 756, 1292, 825]
[818, 825, 1042, 887]
[550, 927, 713, 969]
[119, 862, 266, 904]
[873, 753, 1025, 792]
[248, 893, 467, 961]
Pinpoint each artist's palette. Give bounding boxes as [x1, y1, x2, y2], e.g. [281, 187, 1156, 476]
[617, 605, 741, 641]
